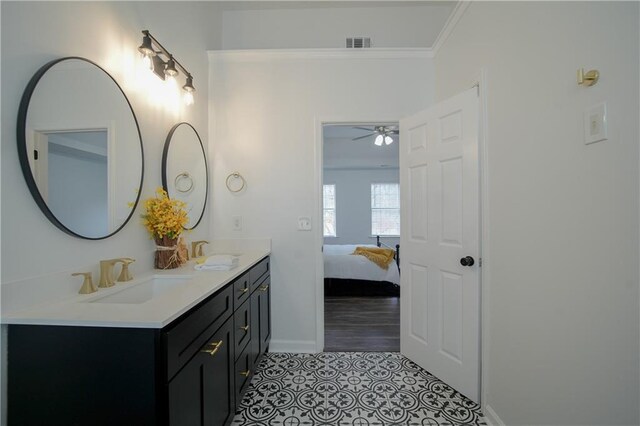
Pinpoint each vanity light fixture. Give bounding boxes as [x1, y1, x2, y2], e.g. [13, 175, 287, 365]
[183, 74, 195, 106]
[137, 30, 196, 105]
[164, 55, 178, 78]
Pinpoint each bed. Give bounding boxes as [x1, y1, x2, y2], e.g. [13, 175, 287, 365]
[324, 237, 400, 297]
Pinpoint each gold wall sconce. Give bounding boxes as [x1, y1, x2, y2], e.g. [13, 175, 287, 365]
[577, 68, 599, 87]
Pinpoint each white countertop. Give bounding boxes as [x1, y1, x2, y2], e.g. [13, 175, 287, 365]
[1, 250, 270, 329]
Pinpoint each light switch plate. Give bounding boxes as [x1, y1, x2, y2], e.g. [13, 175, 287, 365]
[584, 102, 608, 145]
[298, 217, 312, 231]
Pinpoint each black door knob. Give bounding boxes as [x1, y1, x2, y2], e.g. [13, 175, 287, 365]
[460, 256, 475, 267]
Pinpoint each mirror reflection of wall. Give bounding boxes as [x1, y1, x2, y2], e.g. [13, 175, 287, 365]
[42, 131, 109, 238]
[19, 57, 143, 239]
[163, 123, 207, 229]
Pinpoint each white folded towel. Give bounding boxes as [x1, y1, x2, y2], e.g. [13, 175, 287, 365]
[194, 254, 239, 271]
[204, 255, 238, 266]
[194, 263, 238, 271]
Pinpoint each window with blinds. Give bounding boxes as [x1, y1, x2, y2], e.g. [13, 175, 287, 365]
[371, 183, 400, 236]
[323, 184, 336, 237]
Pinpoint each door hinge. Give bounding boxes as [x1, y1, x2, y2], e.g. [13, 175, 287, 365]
[472, 82, 480, 97]
[33, 149, 39, 160]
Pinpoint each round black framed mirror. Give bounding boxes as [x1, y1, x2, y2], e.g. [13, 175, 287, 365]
[17, 57, 144, 240]
[162, 122, 208, 230]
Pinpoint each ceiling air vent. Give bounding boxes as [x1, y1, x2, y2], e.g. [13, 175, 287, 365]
[346, 37, 371, 49]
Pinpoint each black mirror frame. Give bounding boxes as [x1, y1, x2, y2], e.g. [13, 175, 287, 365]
[161, 122, 208, 230]
[16, 56, 145, 240]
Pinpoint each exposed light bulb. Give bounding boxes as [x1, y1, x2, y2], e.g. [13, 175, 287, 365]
[385, 136, 393, 145]
[183, 91, 194, 106]
[141, 54, 153, 71]
[374, 135, 384, 146]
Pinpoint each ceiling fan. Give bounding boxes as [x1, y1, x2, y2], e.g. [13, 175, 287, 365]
[352, 125, 399, 146]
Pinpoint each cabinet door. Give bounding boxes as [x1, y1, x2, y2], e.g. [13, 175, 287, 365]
[235, 344, 253, 404]
[234, 299, 251, 358]
[250, 291, 261, 367]
[258, 278, 271, 354]
[169, 318, 235, 426]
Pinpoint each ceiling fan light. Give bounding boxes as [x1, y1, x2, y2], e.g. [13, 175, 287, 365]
[384, 136, 393, 145]
[374, 135, 384, 146]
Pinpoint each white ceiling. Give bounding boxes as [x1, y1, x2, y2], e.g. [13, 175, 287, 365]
[219, 1, 457, 49]
[218, 1, 455, 12]
[323, 124, 399, 170]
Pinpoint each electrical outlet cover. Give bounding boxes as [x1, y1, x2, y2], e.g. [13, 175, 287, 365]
[584, 102, 608, 145]
[233, 216, 242, 231]
[298, 217, 312, 231]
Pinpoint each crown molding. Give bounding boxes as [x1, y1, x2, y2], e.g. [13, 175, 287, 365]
[208, 48, 434, 62]
[431, 0, 472, 56]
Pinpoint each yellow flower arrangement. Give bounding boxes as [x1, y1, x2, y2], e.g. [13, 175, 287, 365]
[141, 188, 189, 240]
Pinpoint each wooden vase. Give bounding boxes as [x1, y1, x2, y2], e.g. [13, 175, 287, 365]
[154, 235, 181, 269]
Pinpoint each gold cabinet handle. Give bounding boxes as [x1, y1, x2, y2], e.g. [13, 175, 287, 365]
[260, 285, 269, 291]
[239, 325, 249, 332]
[201, 340, 223, 356]
[238, 287, 249, 294]
[239, 369, 251, 377]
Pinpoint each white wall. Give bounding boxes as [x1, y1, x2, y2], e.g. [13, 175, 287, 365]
[1, 1, 220, 282]
[323, 168, 399, 247]
[210, 51, 434, 351]
[1, 1, 222, 421]
[221, 3, 454, 49]
[435, 2, 639, 425]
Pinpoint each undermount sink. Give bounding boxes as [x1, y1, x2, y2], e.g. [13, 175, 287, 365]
[86, 275, 192, 304]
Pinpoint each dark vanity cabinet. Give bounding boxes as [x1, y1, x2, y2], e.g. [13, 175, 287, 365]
[7, 256, 271, 426]
[168, 318, 235, 426]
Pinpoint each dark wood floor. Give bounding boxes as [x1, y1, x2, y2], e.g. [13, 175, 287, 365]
[324, 296, 400, 352]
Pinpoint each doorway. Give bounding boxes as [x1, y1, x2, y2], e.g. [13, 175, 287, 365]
[321, 123, 401, 352]
[315, 86, 484, 403]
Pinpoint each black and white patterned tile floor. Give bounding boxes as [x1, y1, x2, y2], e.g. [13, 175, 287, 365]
[233, 352, 485, 425]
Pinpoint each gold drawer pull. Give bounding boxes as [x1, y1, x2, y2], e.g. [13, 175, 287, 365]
[238, 287, 249, 294]
[259, 285, 269, 291]
[239, 325, 249, 332]
[239, 369, 251, 377]
[201, 340, 223, 356]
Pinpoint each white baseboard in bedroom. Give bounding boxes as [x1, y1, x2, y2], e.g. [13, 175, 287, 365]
[483, 404, 505, 426]
[269, 339, 318, 353]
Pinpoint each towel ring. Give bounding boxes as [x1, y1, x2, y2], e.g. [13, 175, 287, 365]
[174, 172, 194, 193]
[225, 172, 246, 193]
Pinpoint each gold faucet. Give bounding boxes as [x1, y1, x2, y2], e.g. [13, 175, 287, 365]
[115, 258, 136, 282]
[98, 260, 117, 288]
[191, 240, 209, 258]
[72, 272, 96, 294]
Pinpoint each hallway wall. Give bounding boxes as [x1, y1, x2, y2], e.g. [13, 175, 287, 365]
[435, 2, 640, 424]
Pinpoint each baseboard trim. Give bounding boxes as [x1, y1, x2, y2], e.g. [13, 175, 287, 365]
[483, 404, 505, 426]
[269, 339, 317, 353]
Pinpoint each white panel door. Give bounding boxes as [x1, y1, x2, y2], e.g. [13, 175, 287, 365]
[400, 88, 480, 402]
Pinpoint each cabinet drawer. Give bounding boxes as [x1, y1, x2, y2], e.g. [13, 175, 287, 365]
[249, 257, 269, 292]
[234, 299, 251, 359]
[164, 285, 233, 380]
[233, 272, 250, 308]
[235, 344, 253, 404]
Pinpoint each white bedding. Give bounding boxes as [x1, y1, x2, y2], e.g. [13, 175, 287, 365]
[323, 244, 400, 285]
